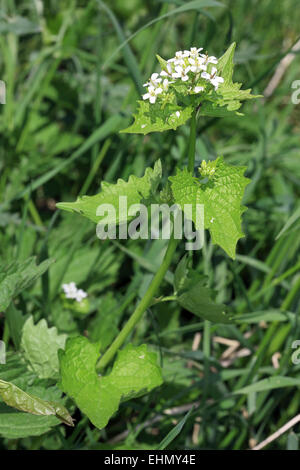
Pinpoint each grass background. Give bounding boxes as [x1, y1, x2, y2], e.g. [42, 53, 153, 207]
[0, 0, 300, 450]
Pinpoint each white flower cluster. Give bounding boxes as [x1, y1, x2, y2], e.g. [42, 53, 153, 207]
[62, 282, 87, 303]
[142, 47, 224, 104]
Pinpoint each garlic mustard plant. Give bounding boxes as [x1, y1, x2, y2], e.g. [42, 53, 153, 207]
[55, 42, 261, 431]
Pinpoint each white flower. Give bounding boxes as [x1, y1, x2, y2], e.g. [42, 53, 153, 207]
[75, 289, 87, 302]
[162, 78, 170, 91]
[160, 63, 173, 77]
[207, 55, 218, 64]
[201, 71, 211, 81]
[176, 111, 181, 118]
[189, 47, 203, 58]
[143, 72, 162, 88]
[200, 54, 218, 66]
[62, 282, 88, 303]
[172, 65, 191, 82]
[168, 50, 189, 64]
[188, 57, 207, 73]
[141, 46, 224, 100]
[210, 67, 224, 89]
[143, 85, 163, 104]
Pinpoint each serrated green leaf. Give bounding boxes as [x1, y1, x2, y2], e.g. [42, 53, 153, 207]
[56, 160, 162, 224]
[0, 257, 54, 311]
[121, 101, 193, 135]
[59, 336, 163, 430]
[198, 42, 262, 117]
[21, 316, 67, 380]
[0, 379, 73, 427]
[169, 157, 250, 258]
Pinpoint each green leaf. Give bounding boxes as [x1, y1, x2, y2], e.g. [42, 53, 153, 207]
[59, 336, 163, 430]
[173, 256, 230, 323]
[235, 376, 300, 395]
[21, 316, 67, 380]
[0, 379, 73, 427]
[5, 303, 25, 349]
[169, 157, 250, 258]
[217, 42, 236, 84]
[56, 160, 162, 224]
[0, 257, 54, 311]
[121, 100, 193, 135]
[0, 403, 60, 439]
[158, 407, 193, 450]
[178, 283, 230, 323]
[108, 343, 163, 400]
[199, 42, 262, 118]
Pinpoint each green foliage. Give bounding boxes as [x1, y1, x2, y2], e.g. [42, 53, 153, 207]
[0, 257, 54, 311]
[59, 337, 163, 429]
[21, 316, 67, 380]
[199, 42, 262, 118]
[173, 256, 230, 323]
[122, 43, 261, 134]
[0, 379, 73, 428]
[1, 0, 299, 451]
[56, 161, 162, 224]
[121, 101, 193, 135]
[170, 157, 250, 258]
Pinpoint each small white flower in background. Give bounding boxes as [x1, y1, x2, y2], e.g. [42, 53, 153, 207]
[176, 111, 181, 118]
[75, 289, 87, 302]
[62, 282, 88, 303]
[62, 282, 77, 299]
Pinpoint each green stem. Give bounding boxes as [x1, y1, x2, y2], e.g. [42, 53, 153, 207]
[97, 111, 198, 372]
[187, 108, 197, 174]
[97, 233, 178, 371]
[202, 319, 211, 399]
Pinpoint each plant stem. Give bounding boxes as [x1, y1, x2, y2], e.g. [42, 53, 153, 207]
[187, 108, 197, 174]
[97, 111, 198, 372]
[202, 319, 211, 399]
[97, 233, 178, 371]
